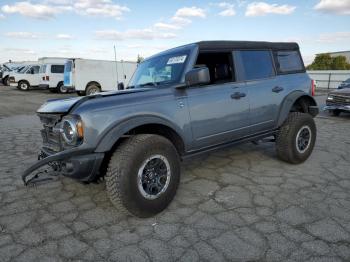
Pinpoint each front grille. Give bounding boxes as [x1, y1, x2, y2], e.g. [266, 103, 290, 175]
[38, 113, 63, 152]
[327, 95, 350, 106]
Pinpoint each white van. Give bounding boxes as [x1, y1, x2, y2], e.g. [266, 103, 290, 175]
[2, 61, 36, 85]
[9, 64, 41, 91]
[64, 59, 137, 95]
[38, 57, 68, 93]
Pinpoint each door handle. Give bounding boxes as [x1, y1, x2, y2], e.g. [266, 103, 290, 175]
[231, 92, 246, 100]
[272, 86, 284, 93]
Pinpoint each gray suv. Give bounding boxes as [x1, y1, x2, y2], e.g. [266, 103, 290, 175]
[23, 41, 319, 217]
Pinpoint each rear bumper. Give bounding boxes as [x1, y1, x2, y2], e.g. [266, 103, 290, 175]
[65, 86, 75, 91]
[323, 105, 350, 112]
[22, 147, 105, 184]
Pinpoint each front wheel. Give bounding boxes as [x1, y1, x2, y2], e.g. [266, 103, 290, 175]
[18, 81, 30, 91]
[329, 110, 341, 117]
[276, 112, 316, 164]
[105, 134, 180, 217]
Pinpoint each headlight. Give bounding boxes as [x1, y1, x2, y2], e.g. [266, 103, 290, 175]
[61, 116, 84, 145]
[327, 96, 333, 100]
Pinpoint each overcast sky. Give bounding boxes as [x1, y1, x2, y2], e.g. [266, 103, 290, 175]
[0, 0, 350, 64]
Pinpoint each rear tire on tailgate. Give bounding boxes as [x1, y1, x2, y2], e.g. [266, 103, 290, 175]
[276, 112, 316, 164]
[105, 134, 181, 218]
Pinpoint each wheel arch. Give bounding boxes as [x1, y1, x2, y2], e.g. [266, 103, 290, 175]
[95, 116, 186, 155]
[57, 81, 64, 88]
[277, 91, 317, 126]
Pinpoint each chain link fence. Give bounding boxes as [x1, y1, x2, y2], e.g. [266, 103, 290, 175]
[307, 70, 350, 89]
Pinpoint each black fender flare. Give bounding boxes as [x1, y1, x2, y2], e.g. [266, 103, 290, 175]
[277, 90, 317, 126]
[94, 115, 186, 153]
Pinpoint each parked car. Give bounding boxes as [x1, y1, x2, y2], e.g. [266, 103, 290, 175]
[324, 88, 350, 116]
[9, 64, 41, 91]
[338, 78, 350, 89]
[38, 57, 68, 93]
[23, 41, 318, 217]
[64, 58, 137, 96]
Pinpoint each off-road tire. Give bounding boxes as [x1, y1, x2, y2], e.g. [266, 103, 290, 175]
[276, 112, 316, 164]
[330, 110, 341, 117]
[18, 80, 30, 91]
[86, 84, 100, 95]
[105, 134, 180, 217]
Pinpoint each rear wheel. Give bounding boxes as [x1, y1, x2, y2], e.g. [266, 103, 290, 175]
[105, 134, 180, 217]
[3, 76, 9, 86]
[57, 82, 67, 93]
[276, 112, 316, 164]
[18, 81, 30, 91]
[86, 84, 100, 95]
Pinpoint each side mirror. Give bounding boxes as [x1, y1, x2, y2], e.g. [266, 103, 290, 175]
[185, 67, 210, 87]
[118, 82, 125, 90]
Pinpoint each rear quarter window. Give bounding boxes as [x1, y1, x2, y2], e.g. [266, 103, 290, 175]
[275, 50, 304, 74]
[51, 65, 64, 74]
[236, 50, 275, 81]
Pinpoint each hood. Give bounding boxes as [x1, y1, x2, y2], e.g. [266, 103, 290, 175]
[329, 88, 350, 96]
[37, 88, 153, 114]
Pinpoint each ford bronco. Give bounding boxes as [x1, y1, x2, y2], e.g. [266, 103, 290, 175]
[23, 41, 319, 217]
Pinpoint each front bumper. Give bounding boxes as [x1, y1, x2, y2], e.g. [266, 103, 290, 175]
[22, 147, 105, 185]
[323, 105, 350, 112]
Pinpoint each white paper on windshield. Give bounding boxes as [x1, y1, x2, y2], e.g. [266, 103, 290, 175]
[167, 55, 187, 65]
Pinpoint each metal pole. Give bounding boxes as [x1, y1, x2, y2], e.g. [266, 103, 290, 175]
[114, 44, 119, 84]
[328, 73, 331, 89]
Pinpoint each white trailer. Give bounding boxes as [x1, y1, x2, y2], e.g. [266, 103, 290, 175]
[38, 57, 68, 93]
[64, 59, 137, 95]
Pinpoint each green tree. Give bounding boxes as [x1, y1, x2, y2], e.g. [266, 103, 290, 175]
[331, 56, 350, 70]
[307, 54, 350, 70]
[137, 54, 144, 64]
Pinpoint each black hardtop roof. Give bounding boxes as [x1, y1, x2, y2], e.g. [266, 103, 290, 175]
[196, 40, 299, 51]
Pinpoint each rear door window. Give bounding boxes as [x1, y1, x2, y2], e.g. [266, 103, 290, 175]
[236, 50, 275, 81]
[275, 50, 304, 73]
[51, 65, 64, 74]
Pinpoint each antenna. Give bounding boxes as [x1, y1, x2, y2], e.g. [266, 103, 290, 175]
[114, 44, 119, 84]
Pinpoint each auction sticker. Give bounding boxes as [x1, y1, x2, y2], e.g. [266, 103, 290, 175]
[167, 55, 187, 65]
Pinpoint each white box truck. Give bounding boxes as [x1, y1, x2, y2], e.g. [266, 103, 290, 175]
[38, 57, 68, 93]
[64, 59, 137, 95]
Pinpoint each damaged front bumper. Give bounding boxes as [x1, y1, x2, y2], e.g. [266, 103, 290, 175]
[22, 147, 104, 185]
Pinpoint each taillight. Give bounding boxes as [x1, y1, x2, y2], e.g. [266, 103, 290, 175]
[45, 76, 49, 81]
[311, 79, 315, 96]
[42, 76, 45, 80]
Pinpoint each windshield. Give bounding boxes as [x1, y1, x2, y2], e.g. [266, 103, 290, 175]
[18, 66, 28, 73]
[128, 50, 190, 88]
